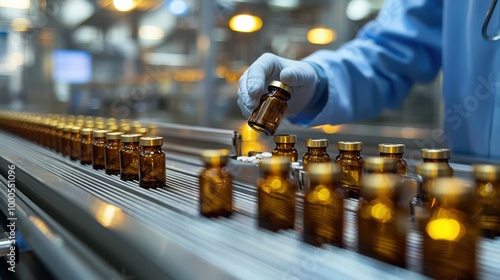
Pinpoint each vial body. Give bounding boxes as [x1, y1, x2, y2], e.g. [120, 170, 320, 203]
[80, 129, 93, 165]
[272, 134, 298, 162]
[105, 133, 123, 175]
[138, 137, 166, 189]
[92, 131, 108, 170]
[422, 178, 477, 280]
[69, 128, 81, 160]
[257, 158, 296, 232]
[55, 125, 64, 154]
[120, 135, 142, 181]
[303, 163, 343, 247]
[247, 81, 292, 136]
[199, 150, 233, 217]
[61, 127, 72, 157]
[302, 139, 331, 170]
[357, 174, 407, 268]
[334, 142, 363, 199]
[378, 143, 407, 175]
[473, 165, 500, 238]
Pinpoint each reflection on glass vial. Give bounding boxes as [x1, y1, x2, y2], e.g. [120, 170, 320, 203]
[80, 128, 93, 165]
[247, 81, 292, 136]
[138, 136, 166, 189]
[364, 157, 398, 174]
[420, 148, 454, 175]
[272, 134, 298, 162]
[473, 164, 500, 238]
[378, 143, 408, 175]
[411, 163, 454, 224]
[303, 163, 343, 247]
[358, 174, 407, 268]
[69, 126, 82, 160]
[105, 132, 124, 175]
[302, 138, 331, 170]
[119, 134, 142, 181]
[199, 149, 233, 217]
[92, 130, 109, 170]
[422, 178, 477, 280]
[257, 157, 296, 232]
[334, 141, 363, 199]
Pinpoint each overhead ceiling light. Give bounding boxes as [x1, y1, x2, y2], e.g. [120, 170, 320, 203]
[229, 14, 263, 33]
[346, 0, 372, 21]
[168, 0, 189, 16]
[0, 0, 30, 9]
[307, 27, 336, 45]
[113, 0, 136, 12]
[139, 25, 165, 40]
[269, 0, 299, 9]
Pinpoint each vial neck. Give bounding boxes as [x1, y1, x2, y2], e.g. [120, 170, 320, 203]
[277, 143, 295, 149]
[380, 152, 403, 159]
[269, 88, 291, 101]
[143, 146, 162, 152]
[339, 150, 360, 156]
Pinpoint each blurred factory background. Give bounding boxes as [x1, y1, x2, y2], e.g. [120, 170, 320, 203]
[0, 0, 442, 133]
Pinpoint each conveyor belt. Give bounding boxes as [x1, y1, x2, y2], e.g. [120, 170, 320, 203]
[0, 131, 499, 279]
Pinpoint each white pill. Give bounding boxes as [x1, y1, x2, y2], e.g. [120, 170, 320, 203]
[237, 156, 249, 161]
[256, 153, 264, 159]
[252, 159, 260, 164]
[261, 152, 272, 158]
[248, 156, 257, 161]
[291, 162, 300, 167]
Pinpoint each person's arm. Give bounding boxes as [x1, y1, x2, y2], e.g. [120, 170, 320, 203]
[288, 0, 443, 126]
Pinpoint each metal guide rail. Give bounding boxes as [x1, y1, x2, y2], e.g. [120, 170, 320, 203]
[0, 131, 499, 279]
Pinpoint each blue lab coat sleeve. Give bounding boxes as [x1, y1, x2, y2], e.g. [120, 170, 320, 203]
[288, 0, 443, 126]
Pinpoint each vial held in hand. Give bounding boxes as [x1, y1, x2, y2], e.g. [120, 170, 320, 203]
[247, 81, 292, 136]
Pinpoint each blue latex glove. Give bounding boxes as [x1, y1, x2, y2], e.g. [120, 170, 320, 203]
[237, 53, 320, 118]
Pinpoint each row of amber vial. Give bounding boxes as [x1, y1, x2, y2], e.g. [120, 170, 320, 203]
[0, 112, 166, 189]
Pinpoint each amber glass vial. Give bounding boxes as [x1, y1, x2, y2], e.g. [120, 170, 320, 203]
[411, 163, 454, 224]
[302, 139, 331, 170]
[272, 134, 298, 162]
[422, 178, 477, 280]
[55, 124, 65, 153]
[69, 126, 82, 160]
[61, 125, 72, 157]
[421, 148, 454, 175]
[138, 136, 166, 188]
[358, 174, 407, 268]
[199, 149, 233, 217]
[92, 130, 108, 170]
[378, 144, 408, 175]
[80, 128, 93, 165]
[364, 157, 398, 174]
[119, 134, 142, 181]
[334, 141, 363, 199]
[49, 122, 58, 150]
[105, 132, 124, 175]
[473, 164, 500, 238]
[257, 157, 296, 232]
[247, 80, 292, 136]
[303, 163, 343, 247]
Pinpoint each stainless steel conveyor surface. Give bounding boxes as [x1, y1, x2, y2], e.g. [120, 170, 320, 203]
[0, 131, 498, 280]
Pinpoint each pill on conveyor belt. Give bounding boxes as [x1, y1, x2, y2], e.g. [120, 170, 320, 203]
[248, 156, 257, 161]
[237, 156, 249, 161]
[252, 159, 260, 164]
[256, 153, 264, 159]
[261, 152, 272, 158]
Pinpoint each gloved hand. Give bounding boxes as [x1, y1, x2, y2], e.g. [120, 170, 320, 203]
[237, 53, 320, 118]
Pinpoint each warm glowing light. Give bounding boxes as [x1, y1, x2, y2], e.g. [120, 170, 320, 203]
[0, 0, 30, 9]
[229, 14, 263, 33]
[95, 204, 124, 228]
[113, 0, 135, 12]
[307, 27, 336, 45]
[320, 124, 341, 134]
[317, 187, 331, 203]
[11, 18, 31, 32]
[240, 123, 259, 141]
[426, 218, 465, 241]
[216, 66, 227, 78]
[371, 202, 393, 223]
[139, 25, 165, 40]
